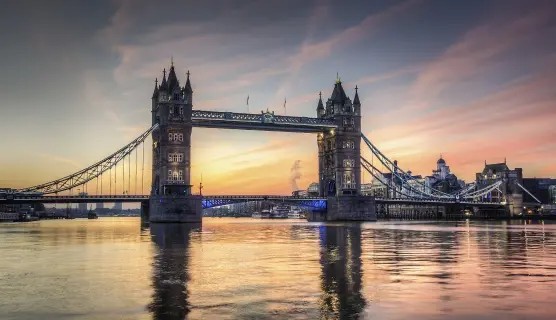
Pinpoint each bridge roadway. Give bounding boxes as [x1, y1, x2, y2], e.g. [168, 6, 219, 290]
[1, 194, 505, 208]
[191, 110, 337, 133]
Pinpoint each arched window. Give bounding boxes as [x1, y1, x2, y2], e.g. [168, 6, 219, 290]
[343, 172, 355, 189]
[343, 159, 354, 167]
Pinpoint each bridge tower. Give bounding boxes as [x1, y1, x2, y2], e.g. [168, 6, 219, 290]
[148, 62, 202, 223]
[313, 79, 376, 221]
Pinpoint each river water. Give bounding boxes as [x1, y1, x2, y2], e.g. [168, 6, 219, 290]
[1, 218, 555, 320]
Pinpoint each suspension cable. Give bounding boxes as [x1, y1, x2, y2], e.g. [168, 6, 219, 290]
[128, 151, 131, 195]
[135, 147, 138, 195]
[110, 166, 112, 196]
[122, 154, 125, 195]
[141, 141, 145, 195]
[96, 168, 99, 195]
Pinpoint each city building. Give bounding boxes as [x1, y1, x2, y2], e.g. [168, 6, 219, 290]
[425, 156, 463, 194]
[78, 192, 88, 213]
[307, 183, 319, 196]
[475, 159, 523, 203]
[521, 178, 556, 204]
[113, 201, 123, 212]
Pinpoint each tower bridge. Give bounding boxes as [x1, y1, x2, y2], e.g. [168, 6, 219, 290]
[7, 61, 524, 222]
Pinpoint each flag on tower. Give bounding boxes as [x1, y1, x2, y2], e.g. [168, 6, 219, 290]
[284, 97, 287, 115]
[247, 95, 250, 113]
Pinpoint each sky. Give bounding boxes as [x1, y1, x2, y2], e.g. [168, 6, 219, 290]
[0, 0, 555, 195]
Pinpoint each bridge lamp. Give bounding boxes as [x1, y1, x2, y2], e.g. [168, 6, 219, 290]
[329, 129, 335, 136]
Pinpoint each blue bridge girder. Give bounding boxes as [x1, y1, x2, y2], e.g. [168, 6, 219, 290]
[0, 194, 329, 210]
[191, 110, 337, 133]
[201, 195, 328, 210]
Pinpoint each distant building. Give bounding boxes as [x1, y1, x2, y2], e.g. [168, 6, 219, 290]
[521, 178, 556, 204]
[363, 165, 423, 198]
[113, 201, 123, 212]
[307, 182, 319, 197]
[475, 160, 523, 202]
[292, 190, 308, 197]
[425, 156, 463, 194]
[78, 192, 88, 213]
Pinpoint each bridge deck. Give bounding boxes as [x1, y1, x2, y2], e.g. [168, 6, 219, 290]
[1, 194, 504, 207]
[191, 110, 337, 133]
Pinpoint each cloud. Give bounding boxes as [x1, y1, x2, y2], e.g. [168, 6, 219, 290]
[366, 66, 556, 180]
[269, 0, 424, 108]
[406, 1, 556, 111]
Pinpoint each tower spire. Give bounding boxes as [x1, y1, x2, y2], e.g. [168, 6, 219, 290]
[184, 70, 192, 93]
[353, 85, 360, 105]
[152, 78, 159, 98]
[316, 91, 324, 116]
[159, 68, 168, 91]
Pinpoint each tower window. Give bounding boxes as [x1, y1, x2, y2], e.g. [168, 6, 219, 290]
[169, 106, 174, 114]
[168, 153, 184, 163]
[342, 140, 355, 149]
[168, 133, 173, 141]
[179, 106, 184, 115]
[343, 159, 354, 167]
[174, 93, 179, 100]
[343, 172, 355, 189]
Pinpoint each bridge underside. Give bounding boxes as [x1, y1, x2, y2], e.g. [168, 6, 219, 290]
[191, 110, 337, 133]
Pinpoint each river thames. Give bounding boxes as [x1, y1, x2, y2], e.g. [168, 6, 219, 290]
[1, 218, 555, 320]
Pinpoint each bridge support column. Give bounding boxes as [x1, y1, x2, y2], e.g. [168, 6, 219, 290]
[507, 193, 523, 217]
[322, 195, 377, 221]
[141, 201, 150, 220]
[149, 195, 202, 223]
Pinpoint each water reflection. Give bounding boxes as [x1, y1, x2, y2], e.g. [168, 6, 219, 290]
[318, 224, 366, 319]
[148, 223, 201, 320]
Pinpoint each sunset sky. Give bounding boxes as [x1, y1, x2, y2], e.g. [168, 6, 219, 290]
[0, 0, 555, 195]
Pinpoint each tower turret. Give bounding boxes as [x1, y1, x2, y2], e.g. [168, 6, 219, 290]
[353, 85, 361, 115]
[159, 68, 168, 93]
[152, 78, 159, 98]
[167, 60, 180, 98]
[317, 91, 325, 118]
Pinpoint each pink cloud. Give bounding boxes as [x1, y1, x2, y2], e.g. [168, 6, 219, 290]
[407, 2, 556, 111]
[365, 68, 556, 181]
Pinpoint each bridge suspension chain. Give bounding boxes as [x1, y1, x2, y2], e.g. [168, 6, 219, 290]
[361, 134, 453, 199]
[17, 124, 158, 195]
[360, 156, 422, 199]
[360, 133, 507, 203]
[135, 147, 138, 195]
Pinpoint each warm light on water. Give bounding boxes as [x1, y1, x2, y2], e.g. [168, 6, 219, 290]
[1, 218, 555, 319]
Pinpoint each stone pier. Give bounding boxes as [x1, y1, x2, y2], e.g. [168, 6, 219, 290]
[308, 196, 377, 222]
[149, 195, 202, 223]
